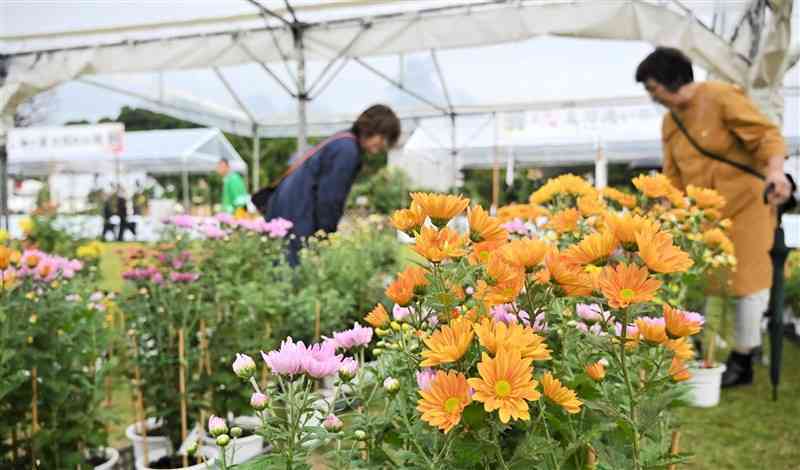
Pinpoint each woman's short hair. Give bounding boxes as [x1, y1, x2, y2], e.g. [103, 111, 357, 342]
[635, 47, 694, 92]
[351, 104, 401, 147]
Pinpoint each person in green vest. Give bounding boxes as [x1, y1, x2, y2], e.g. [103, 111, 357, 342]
[216, 158, 249, 214]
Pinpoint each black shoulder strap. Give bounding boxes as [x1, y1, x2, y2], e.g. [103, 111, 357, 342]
[670, 111, 765, 181]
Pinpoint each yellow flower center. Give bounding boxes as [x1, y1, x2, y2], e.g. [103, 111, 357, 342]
[620, 288, 636, 300]
[584, 264, 602, 275]
[443, 397, 461, 414]
[495, 380, 512, 397]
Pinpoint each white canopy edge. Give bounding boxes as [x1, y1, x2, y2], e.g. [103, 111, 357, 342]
[0, 1, 751, 127]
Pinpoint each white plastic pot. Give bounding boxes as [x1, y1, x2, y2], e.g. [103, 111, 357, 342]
[125, 418, 173, 465]
[92, 447, 120, 470]
[687, 364, 727, 408]
[201, 416, 264, 464]
[135, 446, 218, 470]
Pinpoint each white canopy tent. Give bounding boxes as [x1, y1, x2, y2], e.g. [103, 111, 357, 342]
[0, 0, 797, 227]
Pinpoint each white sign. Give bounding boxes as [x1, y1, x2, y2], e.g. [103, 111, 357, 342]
[7, 124, 125, 160]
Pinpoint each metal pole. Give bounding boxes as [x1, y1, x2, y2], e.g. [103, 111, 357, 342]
[450, 113, 458, 188]
[182, 156, 190, 212]
[294, 25, 308, 154]
[492, 112, 499, 213]
[252, 124, 260, 191]
[0, 142, 8, 231]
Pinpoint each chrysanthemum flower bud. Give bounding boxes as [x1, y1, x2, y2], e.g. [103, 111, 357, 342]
[390, 321, 401, 331]
[323, 414, 343, 433]
[250, 392, 269, 411]
[354, 430, 367, 441]
[208, 415, 228, 437]
[185, 440, 198, 456]
[232, 353, 257, 379]
[383, 377, 400, 394]
[230, 427, 243, 438]
[216, 434, 231, 447]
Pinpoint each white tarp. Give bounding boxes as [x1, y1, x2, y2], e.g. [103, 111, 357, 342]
[7, 127, 246, 176]
[0, 1, 763, 132]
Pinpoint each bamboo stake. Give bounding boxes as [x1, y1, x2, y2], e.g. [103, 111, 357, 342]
[179, 328, 189, 468]
[31, 368, 38, 433]
[668, 431, 681, 470]
[586, 446, 597, 469]
[11, 425, 18, 463]
[314, 301, 321, 342]
[130, 333, 149, 466]
[198, 320, 207, 375]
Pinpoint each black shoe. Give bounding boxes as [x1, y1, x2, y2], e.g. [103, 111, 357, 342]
[721, 351, 754, 388]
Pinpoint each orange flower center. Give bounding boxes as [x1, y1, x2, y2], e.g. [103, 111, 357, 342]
[443, 397, 461, 414]
[620, 288, 636, 300]
[495, 380, 512, 397]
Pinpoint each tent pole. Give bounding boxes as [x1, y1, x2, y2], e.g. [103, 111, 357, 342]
[450, 113, 458, 189]
[252, 124, 260, 191]
[182, 157, 190, 212]
[595, 137, 607, 189]
[492, 113, 499, 213]
[0, 142, 8, 231]
[294, 25, 308, 154]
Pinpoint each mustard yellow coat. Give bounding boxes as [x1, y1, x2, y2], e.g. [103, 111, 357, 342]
[662, 81, 787, 297]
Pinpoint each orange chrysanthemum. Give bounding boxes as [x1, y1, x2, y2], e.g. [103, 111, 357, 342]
[499, 238, 549, 273]
[632, 173, 679, 199]
[0, 246, 10, 270]
[577, 193, 606, 216]
[469, 240, 507, 265]
[473, 318, 551, 361]
[497, 203, 549, 223]
[665, 337, 696, 361]
[598, 263, 662, 309]
[414, 226, 468, 263]
[417, 370, 472, 433]
[420, 318, 475, 367]
[541, 372, 582, 414]
[410, 192, 469, 225]
[635, 316, 668, 344]
[602, 187, 637, 209]
[544, 252, 594, 297]
[703, 229, 735, 255]
[386, 266, 429, 306]
[474, 253, 526, 306]
[585, 362, 606, 381]
[687, 185, 726, 210]
[364, 303, 390, 328]
[635, 225, 694, 274]
[663, 304, 703, 338]
[562, 230, 618, 267]
[391, 203, 426, 233]
[467, 349, 541, 423]
[669, 357, 691, 382]
[604, 213, 659, 246]
[468, 206, 508, 243]
[547, 208, 581, 234]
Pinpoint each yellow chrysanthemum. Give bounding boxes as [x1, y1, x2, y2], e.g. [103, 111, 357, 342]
[632, 173, 678, 199]
[585, 362, 606, 381]
[598, 263, 662, 309]
[417, 370, 472, 433]
[498, 238, 550, 273]
[634, 317, 668, 344]
[541, 372, 582, 414]
[391, 203, 426, 233]
[577, 193, 606, 216]
[665, 337, 696, 361]
[635, 225, 694, 274]
[421, 318, 475, 367]
[602, 187, 637, 209]
[547, 208, 581, 234]
[467, 349, 541, 423]
[364, 303, 390, 328]
[530, 174, 594, 205]
[663, 304, 703, 338]
[562, 230, 618, 267]
[687, 185, 726, 210]
[468, 206, 508, 243]
[473, 317, 551, 361]
[669, 357, 691, 382]
[414, 226, 468, 263]
[410, 192, 470, 225]
[703, 228, 735, 255]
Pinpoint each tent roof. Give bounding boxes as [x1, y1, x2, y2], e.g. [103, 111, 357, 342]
[8, 127, 247, 176]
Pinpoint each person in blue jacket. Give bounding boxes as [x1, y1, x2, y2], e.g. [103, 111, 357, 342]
[266, 104, 401, 265]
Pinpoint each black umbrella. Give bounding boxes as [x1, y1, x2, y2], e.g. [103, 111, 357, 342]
[765, 177, 797, 401]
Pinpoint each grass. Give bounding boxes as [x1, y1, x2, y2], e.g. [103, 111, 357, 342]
[96, 244, 800, 468]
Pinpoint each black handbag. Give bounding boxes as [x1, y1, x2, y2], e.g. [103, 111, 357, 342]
[670, 111, 797, 214]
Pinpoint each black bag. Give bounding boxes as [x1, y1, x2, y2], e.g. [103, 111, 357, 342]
[670, 111, 797, 214]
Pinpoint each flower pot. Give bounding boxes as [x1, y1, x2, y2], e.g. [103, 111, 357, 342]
[91, 447, 120, 470]
[135, 446, 218, 470]
[201, 416, 264, 464]
[687, 364, 727, 408]
[125, 418, 173, 465]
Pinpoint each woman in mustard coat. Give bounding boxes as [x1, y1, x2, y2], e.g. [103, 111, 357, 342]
[635, 47, 792, 388]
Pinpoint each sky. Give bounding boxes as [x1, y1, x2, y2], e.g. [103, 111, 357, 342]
[2, 1, 797, 135]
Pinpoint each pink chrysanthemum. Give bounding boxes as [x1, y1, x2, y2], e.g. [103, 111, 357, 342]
[261, 337, 307, 376]
[332, 323, 373, 350]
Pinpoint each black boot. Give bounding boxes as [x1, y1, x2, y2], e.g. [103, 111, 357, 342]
[721, 351, 754, 388]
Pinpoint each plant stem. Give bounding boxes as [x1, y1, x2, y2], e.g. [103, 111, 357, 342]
[619, 311, 642, 470]
[493, 429, 510, 470]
